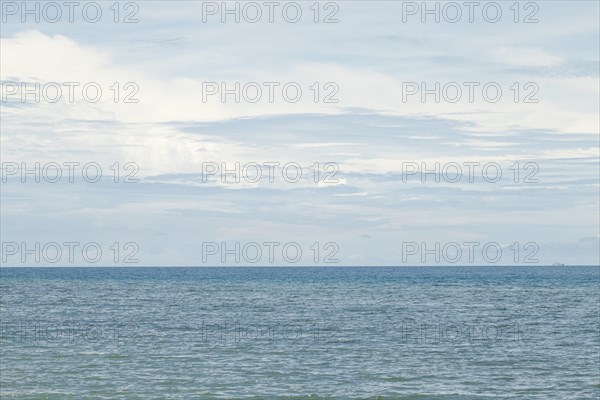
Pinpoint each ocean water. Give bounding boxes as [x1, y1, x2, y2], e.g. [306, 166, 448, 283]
[0, 266, 598, 399]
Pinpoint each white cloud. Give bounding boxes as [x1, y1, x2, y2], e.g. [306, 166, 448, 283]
[493, 47, 564, 67]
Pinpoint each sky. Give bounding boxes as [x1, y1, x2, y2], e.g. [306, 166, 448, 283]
[0, 0, 599, 266]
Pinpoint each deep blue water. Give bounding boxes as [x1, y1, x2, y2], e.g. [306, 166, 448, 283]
[1, 266, 599, 399]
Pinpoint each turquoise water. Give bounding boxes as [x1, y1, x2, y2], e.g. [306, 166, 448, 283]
[1, 266, 599, 399]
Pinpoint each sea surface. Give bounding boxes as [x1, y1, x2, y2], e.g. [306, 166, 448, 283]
[0, 266, 599, 399]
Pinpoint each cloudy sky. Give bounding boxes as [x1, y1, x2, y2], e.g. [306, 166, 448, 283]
[1, 1, 598, 266]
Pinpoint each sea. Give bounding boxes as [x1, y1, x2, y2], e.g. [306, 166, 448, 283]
[0, 266, 599, 399]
